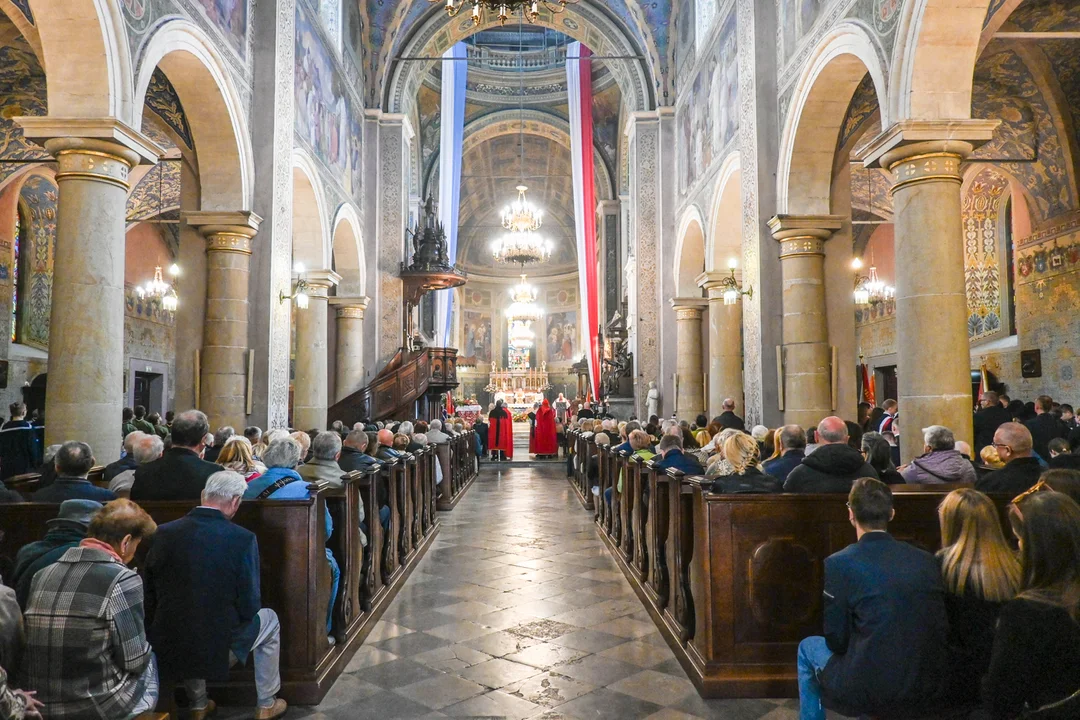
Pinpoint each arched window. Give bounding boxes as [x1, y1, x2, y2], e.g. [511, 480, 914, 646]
[320, 0, 341, 52]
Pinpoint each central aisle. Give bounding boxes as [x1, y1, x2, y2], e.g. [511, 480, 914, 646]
[299, 466, 800, 719]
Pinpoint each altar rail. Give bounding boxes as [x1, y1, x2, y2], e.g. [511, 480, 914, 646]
[566, 429, 1014, 700]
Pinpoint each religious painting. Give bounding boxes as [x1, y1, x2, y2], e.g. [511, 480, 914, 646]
[194, 0, 247, 58]
[710, 11, 739, 153]
[462, 310, 492, 366]
[545, 311, 577, 363]
[295, 4, 349, 179]
[674, 0, 695, 78]
[18, 174, 57, 351]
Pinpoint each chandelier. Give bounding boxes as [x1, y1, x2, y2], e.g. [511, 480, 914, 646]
[432, 0, 578, 25]
[506, 274, 543, 322]
[508, 320, 535, 348]
[852, 257, 895, 307]
[502, 185, 542, 233]
[136, 264, 179, 312]
[492, 230, 552, 266]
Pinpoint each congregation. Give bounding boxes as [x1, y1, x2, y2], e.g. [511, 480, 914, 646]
[559, 392, 1080, 720]
[0, 407, 478, 720]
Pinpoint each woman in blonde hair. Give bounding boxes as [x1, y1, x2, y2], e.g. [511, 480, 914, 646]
[709, 432, 782, 493]
[218, 435, 264, 482]
[936, 488, 1020, 702]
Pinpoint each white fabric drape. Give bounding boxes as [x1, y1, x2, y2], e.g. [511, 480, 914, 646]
[435, 43, 467, 347]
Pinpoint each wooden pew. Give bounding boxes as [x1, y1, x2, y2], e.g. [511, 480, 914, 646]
[566, 432, 596, 510]
[4, 465, 109, 496]
[0, 467, 439, 706]
[590, 473, 1013, 699]
[435, 432, 478, 511]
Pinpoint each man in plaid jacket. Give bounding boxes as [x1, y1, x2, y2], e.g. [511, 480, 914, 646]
[22, 499, 159, 719]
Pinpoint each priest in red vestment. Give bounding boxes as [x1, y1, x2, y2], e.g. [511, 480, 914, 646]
[531, 399, 557, 457]
[488, 400, 514, 461]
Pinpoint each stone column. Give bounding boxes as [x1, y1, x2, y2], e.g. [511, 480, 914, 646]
[860, 120, 998, 461]
[670, 299, 707, 420]
[330, 296, 368, 402]
[16, 119, 161, 462]
[293, 270, 340, 430]
[767, 215, 844, 430]
[626, 113, 661, 418]
[184, 211, 262, 431]
[698, 272, 743, 417]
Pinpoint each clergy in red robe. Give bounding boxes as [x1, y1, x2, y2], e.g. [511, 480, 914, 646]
[531, 399, 557, 456]
[488, 400, 514, 461]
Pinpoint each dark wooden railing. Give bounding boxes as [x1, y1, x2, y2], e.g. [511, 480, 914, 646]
[327, 347, 459, 424]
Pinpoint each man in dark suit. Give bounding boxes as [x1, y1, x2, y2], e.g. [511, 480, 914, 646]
[145, 471, 286, 720]
[652, 434, 704, 476]
[716, 398, 745, 432]
[338, 429, 381, 471]
[32, 442, 116, 503]
[763, 424, 806, 486]
[797, 478, 949, 720]
[130, 410, 221, 501]
[973, 390, 1012, 453]
[976, 422, 1044, 495]
[203, 426, 234, 464]
[103, 432, 141, 484]
[1025, 395, 1064, 461]
[784, 417, 878, 493]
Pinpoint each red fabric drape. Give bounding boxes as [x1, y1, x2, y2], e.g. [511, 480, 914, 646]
[488, 407, 514, 459]
[531, 399, 557, 455]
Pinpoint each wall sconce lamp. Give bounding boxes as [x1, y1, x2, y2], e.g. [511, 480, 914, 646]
[719, 258, 753, 305]
[280, 278, 310, 309]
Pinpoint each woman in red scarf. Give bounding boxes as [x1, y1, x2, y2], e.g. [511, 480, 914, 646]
[488, 400, 514, 461]
[531, 399, 558, 457]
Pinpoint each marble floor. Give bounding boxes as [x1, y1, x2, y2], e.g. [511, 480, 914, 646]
[233, 465, 805, 719]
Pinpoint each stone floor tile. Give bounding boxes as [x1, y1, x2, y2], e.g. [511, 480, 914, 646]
[550, 629, 628, 654]
[507, 619, 579, 641]
[462, 629, 544, 657]
[474, 607, 546, 631]
[393, 673, 487, 709]
[411, 643, 494, 672]
[372, 631, 454, 658]
[355, 657, 445, 690]
[344, 645, 398, 672]
[443, 689, 541, 719]
[458, 657, 543, 689]
[503, 641, 590, 669]
[608, 669, 697, 706]
[555, 687, 665, 720]
[427, 619, 500, 642]
[598, 640, 675, 668]
[590, 616, 661, 639]
[364, 620, 414, 643]
[644, 709, 706, 720]
[504, 671, 597, 708]
[313, 674, 383, 710]
[322, 690, 433, 719]
[548, 654, 641, 687]
[435, 600, 505, 620]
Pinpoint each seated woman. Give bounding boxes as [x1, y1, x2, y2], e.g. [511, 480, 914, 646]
[710, 432, 782, 494]
[244, 438, 339, 640]
[861, 432, 905, 484]
[704, 428, 741, 478]
[983, 491, 1080, 718]
[392, 433, 410, 453]
[936, 489, 1020, 703]
[218, 435, 264, 482]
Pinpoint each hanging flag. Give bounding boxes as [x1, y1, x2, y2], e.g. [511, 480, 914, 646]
[435, 43, 467, 348]
[567, 42, 601, 402]
[861, 364, 877, 406]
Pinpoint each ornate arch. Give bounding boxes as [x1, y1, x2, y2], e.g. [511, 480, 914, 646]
[706, 151, 742, 273]
[331, 202, 365, 296]
[291, 149, 330, 270]
[674, 203, 706, 297]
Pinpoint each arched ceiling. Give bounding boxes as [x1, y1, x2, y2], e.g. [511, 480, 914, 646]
[457, 131, 578, 277]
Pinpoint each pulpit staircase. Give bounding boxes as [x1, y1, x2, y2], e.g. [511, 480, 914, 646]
[327, 347, 459, 424]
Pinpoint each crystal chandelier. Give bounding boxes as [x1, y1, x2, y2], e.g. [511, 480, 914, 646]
[492, 231, 552, 266]
[431, 0, 578, 25]
[136, 264, 180, 312]
[506, 274, 544, 322]
[508, 320, 535, 348]
[852, 257, 895, 307]
[502, 185, 542, 233]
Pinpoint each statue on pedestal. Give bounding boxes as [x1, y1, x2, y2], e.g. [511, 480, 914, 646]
[646, 381, 659, 419]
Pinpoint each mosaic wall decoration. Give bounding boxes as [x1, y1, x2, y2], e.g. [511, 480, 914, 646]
[0, 44, 50, 186]
[677, 7, 738, 196]
[193, 0, 247, 58]
[983, 0, 1012, 27]
[126, 161, 181, 223]
[971, 49, 1073, 222]
[839, 72, 878, 150]
[963, 167, 1010, 341]
[8, 1, 32, 24]
[17, 175, 56, 351]
[145, 69, 193, 149]
[1006, 1, 1080, 32]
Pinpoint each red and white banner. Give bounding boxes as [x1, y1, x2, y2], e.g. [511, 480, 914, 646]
[567, 43, 600, 401]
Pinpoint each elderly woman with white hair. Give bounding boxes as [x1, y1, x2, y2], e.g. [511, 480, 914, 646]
[243, 438, 340, 641]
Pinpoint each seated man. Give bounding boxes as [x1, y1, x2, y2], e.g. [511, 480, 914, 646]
[901, 425, 977, 485]
[764, 425, 807, 486]
[338, 429, 381, 471]
[244, 439, 339, 638]
[131, 409, 221, 501]
[132, 405, 156, 435]
[109, 433, 164, 496]
[32, 441, 117, 503]
[204, 426, 235, 464]
[12, 499, 102, 609]
[975, 422, 1044, 494]
[24, 499, 159, 719]
[146, 412, 169, 439]
[652, 433, 705, 476]
[426, 420, 450, 444]
[797, 478, 948, 720]
[374, 429, 404, 461]
[146, 471, 287, 720]
[784, 417, 878, 493]
[300, 432, 367, 547]
[103, 432, 143, 484]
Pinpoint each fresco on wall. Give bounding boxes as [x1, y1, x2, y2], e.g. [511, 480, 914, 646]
[0, 43, 49, 185]
[18, 175, 56, 350]
[779, 0, 826, 63]
[673, 0, 694, 80]
[963, 167, 1010, 341]
[194, 0, 247, 58]
[296, 3, 360, 196]
[677, 9, 738, 195]
[592, 83, 621, 181]
[546, 310, 577, 363]
[462, 310, 492, 366]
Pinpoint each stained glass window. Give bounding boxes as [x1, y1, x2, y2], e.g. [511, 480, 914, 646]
[11, 210, 18, 342]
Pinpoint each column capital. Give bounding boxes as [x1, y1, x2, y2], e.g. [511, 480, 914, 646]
[768, 215, 845, 258]
[299, 269, 342, 298]
[16, 117, 163, 167]
[185, 211, 262, 255]
[669, 297, 707, 320]
[857, 119, 1000, 171]
[330, 295, 369, 319]
[696, 270, 743, 300]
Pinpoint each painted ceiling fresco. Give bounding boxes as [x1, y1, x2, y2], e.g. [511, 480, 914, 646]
[359, 0, 669, 104]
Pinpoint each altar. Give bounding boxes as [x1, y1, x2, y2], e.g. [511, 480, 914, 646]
[486, 362, 550, 411]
